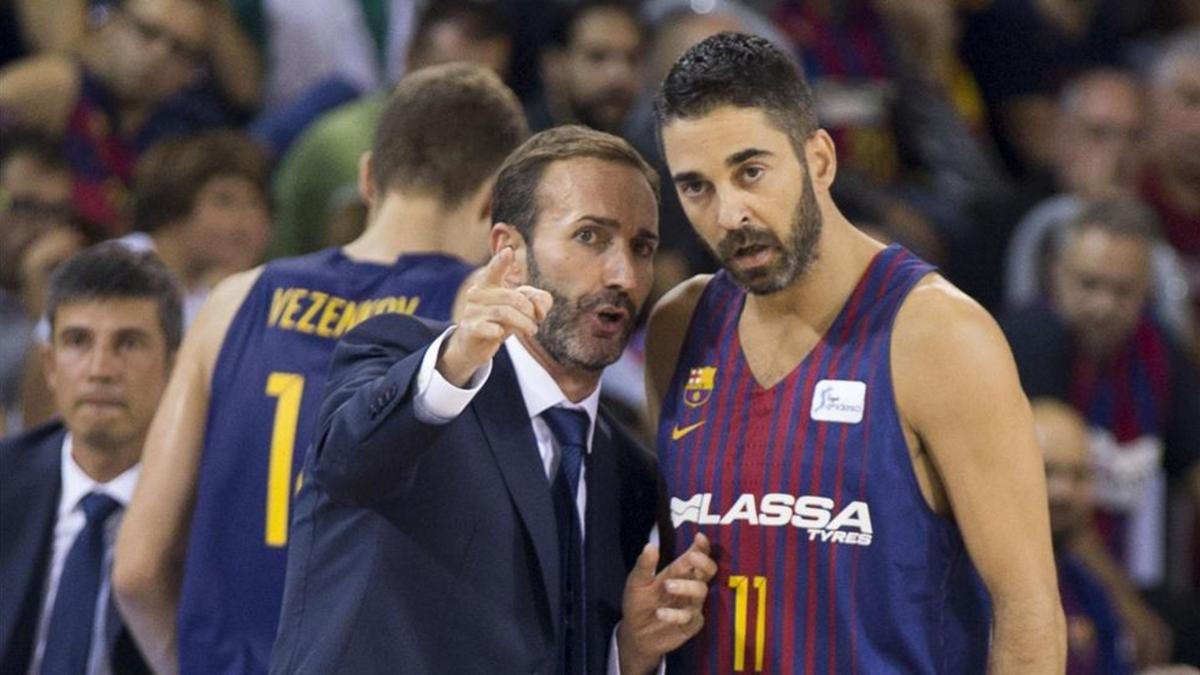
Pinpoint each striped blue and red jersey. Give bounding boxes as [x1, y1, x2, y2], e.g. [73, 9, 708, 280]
[178, 249, 473, 675]
[658, 245, 990, 674]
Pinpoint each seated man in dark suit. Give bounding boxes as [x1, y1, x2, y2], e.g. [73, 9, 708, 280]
[271, 125, 715, 675]
[0, 242, 182, 674]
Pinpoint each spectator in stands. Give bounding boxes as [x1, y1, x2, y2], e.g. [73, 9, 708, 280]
[19, 130, 269, 432]
[1033, 398, 1137, 673]
[1140, 30, 1200, 346]
[0, 242, 182, 674]
[229, 0, 417, 112]
[1002, 199, 1200, 662]
[960, 0, 1126, 178]
[125, 130, 271, 324]
[270, 0, 513, 258]
[525, 1, 646, 135]
[0, 132, 83, 434]
[999, 69, 1193, 338]
[0, 0, 230, 237]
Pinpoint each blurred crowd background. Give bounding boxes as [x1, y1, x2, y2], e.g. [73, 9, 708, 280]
[1, 0, 1199, 669]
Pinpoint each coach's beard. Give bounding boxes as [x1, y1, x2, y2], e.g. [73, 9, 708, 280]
[527, 252, 638, 372]
[715, 174, 822, 295]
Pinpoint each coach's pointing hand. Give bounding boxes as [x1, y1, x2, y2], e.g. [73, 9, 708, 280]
[437, 247, 553, 387]
[617, 533, 716, 675]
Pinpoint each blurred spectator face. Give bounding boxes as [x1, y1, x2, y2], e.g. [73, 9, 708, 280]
[43, 298, 171, 452]
[0, 151, 74, 290]
[411, 19, 511, 76]
[1055, 71, 1145, 198]
[103, 0, 208, 106]
[1149, 50, 1200, 181]
[560, 6, 644, 133]
[180, 175, 272, 274]
[648, 11, 744, 86]
[1033, 401, 1094, 545]
[1052, 226, 1153, 360]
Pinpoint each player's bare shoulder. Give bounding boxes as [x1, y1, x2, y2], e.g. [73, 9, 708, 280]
[891, 273, 1025, 434]
[187, 267, 265, 374]
[645, 274, 713, 423]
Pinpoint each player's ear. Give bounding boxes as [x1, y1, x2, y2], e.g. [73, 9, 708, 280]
[357, 151, 376, 206]
[804, 129, 837, 191]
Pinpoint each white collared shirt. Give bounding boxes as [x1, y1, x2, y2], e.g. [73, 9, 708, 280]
[28, 434, 140, 675]
[413, 328, 600, 529]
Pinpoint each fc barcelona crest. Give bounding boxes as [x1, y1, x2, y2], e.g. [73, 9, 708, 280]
[683, 366, 716, 407]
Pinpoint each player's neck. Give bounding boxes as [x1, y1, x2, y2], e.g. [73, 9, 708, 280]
[344, 193, 482, 264]
[742, 219, 882, 328]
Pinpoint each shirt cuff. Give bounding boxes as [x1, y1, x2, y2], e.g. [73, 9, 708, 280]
[607, 623, 667, 675]
[412, 326, 491, 424]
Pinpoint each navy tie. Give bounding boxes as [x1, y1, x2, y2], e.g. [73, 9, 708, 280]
[541, 407, 589, 675]
[40, 492, 121, 675]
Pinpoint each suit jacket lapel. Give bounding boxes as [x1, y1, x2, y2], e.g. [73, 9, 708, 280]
[470, 348, 562, 632]
[0, 427, 63, 669]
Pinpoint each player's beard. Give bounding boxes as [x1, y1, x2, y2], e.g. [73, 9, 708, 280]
[713, 172, 822, 295]
[527, 251, 638, 372]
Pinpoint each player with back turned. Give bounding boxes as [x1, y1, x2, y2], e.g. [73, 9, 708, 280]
[646, 33, 1066, 673]
[111, 64, 530, 675]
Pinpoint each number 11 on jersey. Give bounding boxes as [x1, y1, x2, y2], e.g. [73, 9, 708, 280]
[729, 574, 767, 672]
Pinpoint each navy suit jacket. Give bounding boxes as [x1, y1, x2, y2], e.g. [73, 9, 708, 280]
[0, 421, 149, 675]
[270, 314, 661, 674]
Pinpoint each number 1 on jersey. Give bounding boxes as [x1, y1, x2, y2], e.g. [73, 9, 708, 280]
[265, 372, 305, 547]
[729, 575, 767, 672]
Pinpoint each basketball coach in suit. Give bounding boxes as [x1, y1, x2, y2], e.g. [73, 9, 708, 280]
[270, 126, 715, 674]
[0, 244, 181, 674]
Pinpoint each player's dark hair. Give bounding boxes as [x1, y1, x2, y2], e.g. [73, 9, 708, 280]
[492, 125, 659, 242]
[47, 242, 184, 354]
[132, 130, 269, 234]
[654, 32, 818, 155]
[371, 63, 528, 208]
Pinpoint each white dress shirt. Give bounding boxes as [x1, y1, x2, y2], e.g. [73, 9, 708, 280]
[413, 328, 600, 528]
[28, 435, 140, 675]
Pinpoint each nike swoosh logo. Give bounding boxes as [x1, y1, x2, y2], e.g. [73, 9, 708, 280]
[671, 420, 706, 441]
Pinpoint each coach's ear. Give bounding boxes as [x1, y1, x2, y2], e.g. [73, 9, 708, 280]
[488, 222, 527, 287]
[357, 151, 376, 207]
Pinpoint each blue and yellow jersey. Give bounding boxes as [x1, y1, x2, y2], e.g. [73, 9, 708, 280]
[178, 249, 473, 675]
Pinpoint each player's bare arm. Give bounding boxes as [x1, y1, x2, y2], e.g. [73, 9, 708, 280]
[113, 267, 261, 675]
[644, 275, 710, 428]
[892, 276, 1066, 674]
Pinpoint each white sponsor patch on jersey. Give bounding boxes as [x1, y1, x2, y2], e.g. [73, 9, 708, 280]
[670, 492, 873, 546]
[810, 379, 866, 423]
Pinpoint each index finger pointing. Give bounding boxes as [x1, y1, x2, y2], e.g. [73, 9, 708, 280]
[482, 247, 515, 287]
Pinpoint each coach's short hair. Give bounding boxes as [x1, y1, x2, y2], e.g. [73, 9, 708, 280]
[132, 130, 269, 233]
[371, 63, 528, 207]
[47, 242, 184, 354]
[491, 125, 659, 242]
[655, 32, 818, 153]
